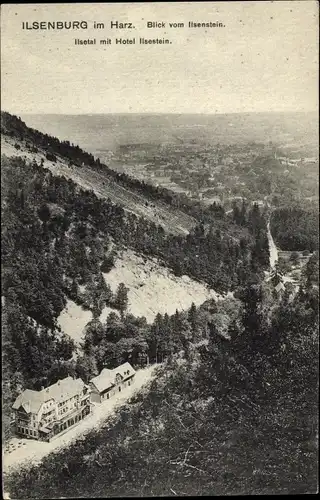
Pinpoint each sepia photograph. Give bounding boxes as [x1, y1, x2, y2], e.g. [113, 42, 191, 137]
[1, 1, 319, 497]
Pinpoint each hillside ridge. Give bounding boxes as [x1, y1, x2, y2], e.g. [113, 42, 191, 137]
[1, 111, 197, 235]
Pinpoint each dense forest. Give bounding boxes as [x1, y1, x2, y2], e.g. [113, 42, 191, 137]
[1, 112, 267, 446]
[6, 279, 318, 496]
[271, 206, 319, 251]
[2, 111, 318, 496]
[1, 152, 268, 440]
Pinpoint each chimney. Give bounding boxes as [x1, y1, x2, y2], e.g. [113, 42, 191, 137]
[41, 386, 44, 391]
[57, 381, 60, 386]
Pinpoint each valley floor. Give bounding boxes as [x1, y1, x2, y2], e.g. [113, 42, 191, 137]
[3, 364, 158, 474]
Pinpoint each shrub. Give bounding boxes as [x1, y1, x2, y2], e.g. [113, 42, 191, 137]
[46, 152, 57, 162]
[100, 255, 115, 273]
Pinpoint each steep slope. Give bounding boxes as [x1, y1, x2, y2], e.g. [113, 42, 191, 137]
[1, 111, 269, 452]
[1, 113, 270, 294]
[6, 280, 318, 496]
[101, 249, 225, 322]
[2, 111, 317, 497]
[55, 247, 225, 345]
[1, 113, 196, 236]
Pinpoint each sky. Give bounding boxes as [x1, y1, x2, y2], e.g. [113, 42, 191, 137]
[1, 2, 319, 114]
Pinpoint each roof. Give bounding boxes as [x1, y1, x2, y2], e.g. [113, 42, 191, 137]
[113, 362, 136, 380]
[39, 427, 51, 434]
[43, 376, 85, 404]
[90, 368, 114, 393]
[90, 362, 135, 394]
[275, 282, 286, 292]
[12, 376, 85, 414]
[12, 389, 45, 414]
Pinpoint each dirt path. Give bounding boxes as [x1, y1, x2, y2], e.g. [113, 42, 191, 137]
[3, 365, 159, 474]
[265, 222, 300, 291]
[267, 222, 278, 270]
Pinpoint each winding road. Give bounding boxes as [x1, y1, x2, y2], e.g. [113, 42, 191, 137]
[267, 221, 278, 270]
[266, 220, 300, 288]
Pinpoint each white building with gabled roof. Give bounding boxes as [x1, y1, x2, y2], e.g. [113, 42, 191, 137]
[89, 362, 136, 404]
[12, 376, 91, 441]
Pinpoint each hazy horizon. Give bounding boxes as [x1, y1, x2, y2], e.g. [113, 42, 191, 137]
[14, 110, 318, 155]
[8, 110, 319, 116]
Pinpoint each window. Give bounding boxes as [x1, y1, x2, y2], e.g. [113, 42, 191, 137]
[26, 429, 29, 435]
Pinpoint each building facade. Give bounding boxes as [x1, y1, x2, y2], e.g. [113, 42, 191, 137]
[89, 362, 136, 404]
[12, 376, 91, 441]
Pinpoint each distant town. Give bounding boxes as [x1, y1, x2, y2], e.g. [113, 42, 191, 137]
[97, 140, 318, 210]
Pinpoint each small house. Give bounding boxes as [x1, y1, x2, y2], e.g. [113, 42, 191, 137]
[89, 362, 136, 404]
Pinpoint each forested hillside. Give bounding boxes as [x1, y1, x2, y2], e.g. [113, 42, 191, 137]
[2, 111, 270, 241]
[6, 281, 318, 496]
[1, 112, 247, 222]
[271, 206, 319, 252]
[2, 110, 318, 496]
[2, 114, 268, 444]
[1, 152, 266, 427]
